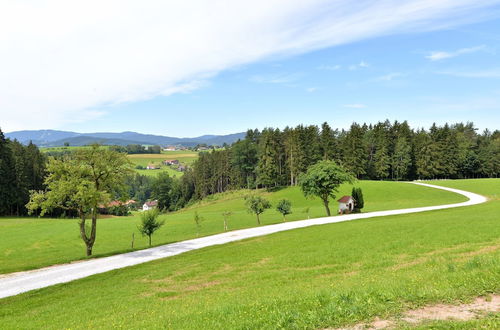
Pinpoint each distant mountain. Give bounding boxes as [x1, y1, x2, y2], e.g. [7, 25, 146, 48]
[5, 130, 80, 145]
[5, 130, 246, 147]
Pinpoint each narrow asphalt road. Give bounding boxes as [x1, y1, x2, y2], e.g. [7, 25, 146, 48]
[0, 182, 487, 299]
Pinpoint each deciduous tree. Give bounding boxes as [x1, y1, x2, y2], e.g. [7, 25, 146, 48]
[299, 161, 354, 216]
[245, 195, 271, 225]
[276, 199, 292, 221]
[138, 209, 165, 246]
[27, 145, 132, 256]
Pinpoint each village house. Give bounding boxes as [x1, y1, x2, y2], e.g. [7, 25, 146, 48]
[146, 164, 159, 170]
[163, 159, 179, 166]
[177, 165, 187, 172]
[338, 195, 355, 214]
[163, 146, 177, 151]
[98, 200, 137, 214]
[142, 200, 158, 211]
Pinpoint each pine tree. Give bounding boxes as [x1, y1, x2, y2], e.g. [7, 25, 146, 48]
[320, 122, 337, 161]
[0, 129, 15, 215]
[392, 137, 411, 180]
[342, 123, 367, 178]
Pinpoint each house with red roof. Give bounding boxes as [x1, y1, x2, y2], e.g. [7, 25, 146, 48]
[143, 200, 158, 211]
[338, 195, 355, 214]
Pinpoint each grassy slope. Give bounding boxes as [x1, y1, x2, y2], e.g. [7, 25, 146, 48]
[0, 179, 498, 329]
[0, 181, 466, 274]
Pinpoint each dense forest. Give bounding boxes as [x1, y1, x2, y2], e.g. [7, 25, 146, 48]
[147, 120, 500, 211]
[0, 130, 46, 216]
[1, 120, 499, 216]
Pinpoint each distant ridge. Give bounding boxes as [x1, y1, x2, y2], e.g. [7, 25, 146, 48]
[5, 130, 246, 147]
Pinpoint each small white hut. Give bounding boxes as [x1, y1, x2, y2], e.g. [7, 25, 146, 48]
[338, 195, 355, 214]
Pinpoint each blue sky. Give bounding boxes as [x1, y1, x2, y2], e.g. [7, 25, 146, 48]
[1, 1, 499, 136]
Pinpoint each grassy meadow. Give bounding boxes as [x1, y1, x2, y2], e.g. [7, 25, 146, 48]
[0, 179, 498, 329]
[127, 150, 198, 177]
[0, 181, 467, 274]
[41, 147, 198, 177]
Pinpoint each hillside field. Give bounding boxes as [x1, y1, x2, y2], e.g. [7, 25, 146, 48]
[127, 150, 198, 177]
[40, 147, 199, 177]
[0, 181, 466, 274]
[0, 179, 498, 329]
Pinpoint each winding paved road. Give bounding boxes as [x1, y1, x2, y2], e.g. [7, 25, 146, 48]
[0, 182, 487, 299]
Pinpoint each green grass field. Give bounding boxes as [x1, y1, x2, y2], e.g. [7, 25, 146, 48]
[0, 179, 498, 329]
[127, 151, 198, 177]
[40, 148, 198, 178]
[0, 181, 466, 274]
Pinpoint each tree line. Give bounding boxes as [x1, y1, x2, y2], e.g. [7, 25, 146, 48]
[185, 121, 499, 201]
[1, 120, 498, 216]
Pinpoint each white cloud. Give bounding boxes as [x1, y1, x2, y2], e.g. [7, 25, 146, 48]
[343, 104, 366, 109]
[359, 61, 370, 68]
[349, 61, 370, 70]
[306, 87, 318, 92]
[1, 0, 500, 130]
[425, 45, 486, 61]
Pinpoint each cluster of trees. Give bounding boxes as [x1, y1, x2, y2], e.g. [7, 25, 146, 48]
[187, 121, 499, 201]
[117, 121, 499, 215]
[0, 130, 46, 216]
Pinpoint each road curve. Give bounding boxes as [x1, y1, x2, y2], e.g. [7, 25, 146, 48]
[0, 182, 487, 299]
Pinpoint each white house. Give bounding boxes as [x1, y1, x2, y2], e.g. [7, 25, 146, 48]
[143, 200, 158, 211]
[163, 159, 179, 166]
[146, 164, 159, 170]
[338, 196, 355, 214]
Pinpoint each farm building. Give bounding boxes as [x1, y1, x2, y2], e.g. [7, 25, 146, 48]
[338, 195, 355, 214]
[163, 159, 179, 166]
[146, 164, 159, 170]
[98, 200, 137, 215]
[143, 200, 158, 211]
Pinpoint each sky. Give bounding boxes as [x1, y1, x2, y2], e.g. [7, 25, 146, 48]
[1, 0, 500, 137]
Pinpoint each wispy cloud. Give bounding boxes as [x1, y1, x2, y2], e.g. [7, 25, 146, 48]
[317, 65, 341, 71]
[343, 104, 366, 109]
[306, 87, 318, 93]
[437, 68, 500, 78]
[425, 45, 486, 61]
[349, 61, 370, 70]
[2, 1, 500, 130]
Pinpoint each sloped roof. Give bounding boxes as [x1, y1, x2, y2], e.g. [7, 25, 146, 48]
[144, 200, 158, 207]
[337, 195, 354, 203]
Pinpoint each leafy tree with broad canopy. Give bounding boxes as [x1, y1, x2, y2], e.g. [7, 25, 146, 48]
[27, 145, 133, 256]
[299, 161, 355, 216]
[245, 195, 271, 225]
[138, 209, 165, 246]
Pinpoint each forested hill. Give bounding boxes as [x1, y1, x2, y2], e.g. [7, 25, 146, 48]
[5, 130, 245, 147]
[0, 120, 498, 216]
[188, 121, 499, 200]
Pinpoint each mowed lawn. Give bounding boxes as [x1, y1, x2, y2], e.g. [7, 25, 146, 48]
[0, 181, 466, 274]
[0, 179, 498, 329]
[128, 151, 198, 177]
